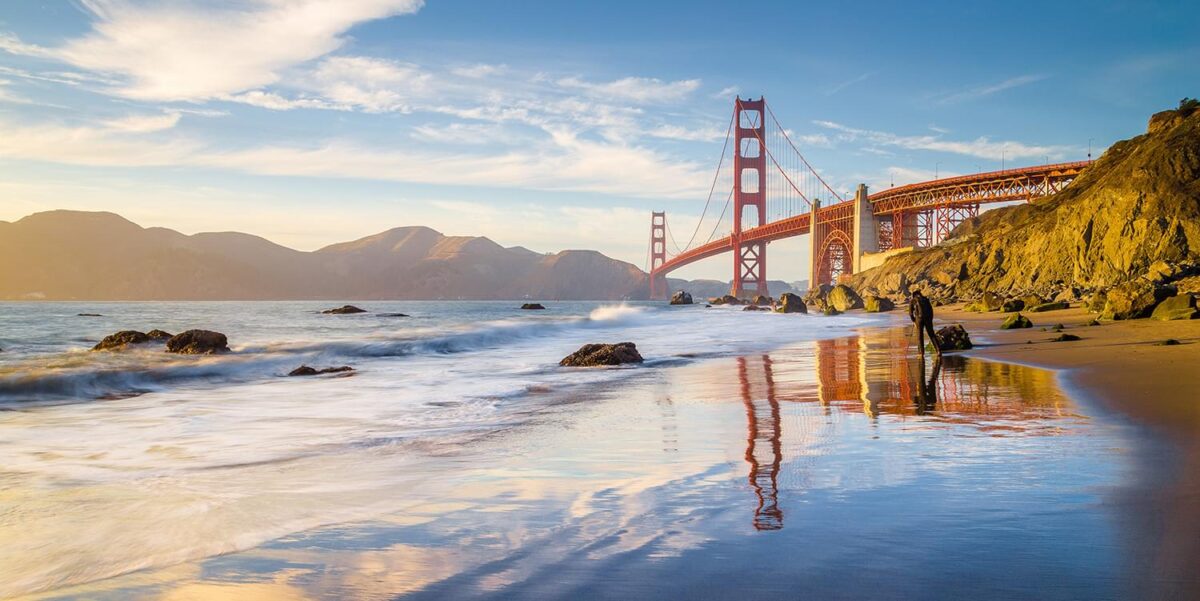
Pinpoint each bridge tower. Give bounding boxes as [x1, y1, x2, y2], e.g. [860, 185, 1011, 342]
[731, 97, 768, 299]
[649, 211, 667, 299]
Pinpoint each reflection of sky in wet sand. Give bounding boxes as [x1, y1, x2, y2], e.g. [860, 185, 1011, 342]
[16, 328, 1152, 600]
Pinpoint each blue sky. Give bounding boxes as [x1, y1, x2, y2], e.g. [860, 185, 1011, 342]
[0, 0, 1196, 281]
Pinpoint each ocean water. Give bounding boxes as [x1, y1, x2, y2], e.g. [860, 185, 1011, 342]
[0, 301, 1174, 599]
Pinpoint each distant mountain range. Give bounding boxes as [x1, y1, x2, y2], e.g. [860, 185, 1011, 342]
[0, 210, 806, 301]
[0, 211, 652, 300]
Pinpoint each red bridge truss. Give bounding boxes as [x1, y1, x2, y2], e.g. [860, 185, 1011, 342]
[648, 97, 1089, 298]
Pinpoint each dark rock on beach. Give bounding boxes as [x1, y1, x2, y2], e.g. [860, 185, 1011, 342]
[1001, 313, 1033, 329]
[378, 313, 410, 317]
[1102, 281, 1170, 320]
[289, 365, 355, 376]
[776, 292, 807, 314]
[323, 305, 367, 314]
[669, 290, 693, 305]
[165, 330, 229, 354]
[743, 305, 769, 311]
[521, 303, 546, 310]
[1052, 333, 1082, 342]
[827, 285, 863, 312]
[864, 296, 894, 312]
[77, 313, 102, 317]
[932, 324, 973, 351]
[92, 330, 150, 351]
[1028, 301, 1070, 313]
[560, 342, 643, 367]
[146, 329, 174, 341]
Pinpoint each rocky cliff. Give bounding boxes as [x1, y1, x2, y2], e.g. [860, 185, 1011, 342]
[849, 102, 1200, 305]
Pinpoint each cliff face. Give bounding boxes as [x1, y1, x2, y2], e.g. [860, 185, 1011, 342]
[0, 213, 650, 300]
[849, 106, 1200, 301]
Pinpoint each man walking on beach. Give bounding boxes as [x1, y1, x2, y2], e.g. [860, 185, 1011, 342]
[909, 289, 941, 357]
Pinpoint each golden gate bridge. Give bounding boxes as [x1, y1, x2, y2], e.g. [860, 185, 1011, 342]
[648, 97, 1090, 299]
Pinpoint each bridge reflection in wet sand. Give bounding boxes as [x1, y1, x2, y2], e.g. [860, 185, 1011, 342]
[735, 327, 1078, 532]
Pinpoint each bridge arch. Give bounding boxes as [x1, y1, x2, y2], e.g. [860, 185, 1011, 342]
[814, 229, 852, 287]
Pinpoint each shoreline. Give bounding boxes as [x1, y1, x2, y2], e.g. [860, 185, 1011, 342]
[931, 303, 1200, 599]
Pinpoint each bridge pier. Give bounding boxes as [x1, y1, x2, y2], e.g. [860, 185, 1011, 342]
[851, 184, 880, 274]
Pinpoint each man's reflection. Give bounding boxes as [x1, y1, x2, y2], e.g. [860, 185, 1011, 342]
[914, 355, 942, 415]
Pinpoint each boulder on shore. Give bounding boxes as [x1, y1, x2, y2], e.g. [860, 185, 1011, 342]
[1001, 313, 1033, 329]
[1001, 299, 1025, 313]
[1101, 281, 1170, 320]
[520, 303, 546, 310]
[1028, 301, 1070, 313]
[323, 305, 367, 314]
[166, 330, 229, 355]
[1150, 294, 1198, 321]
[92, 330, 150, 351]
[827, 285, 863, 312]
[559, 342, 643, 367]
[1086, 291, 1108, 313]
[864, 296, 895, 312]
[288, 365, 355, 376]
[669, 290, 693, 305]
[752, 294, 773, 306]
[776, 292, 807, 314]
[932, 324, 973, 351]
[709, 294, 744, 306]
[146, 329, 174, 341]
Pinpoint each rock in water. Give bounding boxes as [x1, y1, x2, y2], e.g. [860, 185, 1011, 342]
[827, 285, 863, 312]
[752, 294, 773, 306]
[822, 306, 842, 316]
[559, 342, 643, 367]
[1001, 313, 1033, 329]
[77, 313, 102, 317]
[323, 305, 367, 314]
[165, 330, 229, 354]
[709, 294, 744, 306]
[289, 365, 355, 376]
[146, 329, 174, 341]
[1150, 294, 1198, 320]
[742, 305, 769, 311]
[1028, 301, 1070, 312]
[1101, 281, 1170, 320]
[1001, 299, 1025, 312]
[863, 296, 894, 312]
[776, 292, 807, 314]
[669, 290, 693, 305]
[92, 330, 150, 351]
[520, 303, 546, 310]
[932, 325, 973, 351]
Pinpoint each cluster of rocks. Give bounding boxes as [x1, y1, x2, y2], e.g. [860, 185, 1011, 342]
[92, 329, 229, 354]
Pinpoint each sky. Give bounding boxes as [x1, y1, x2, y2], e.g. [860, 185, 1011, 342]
[0, 0, 1196, 281]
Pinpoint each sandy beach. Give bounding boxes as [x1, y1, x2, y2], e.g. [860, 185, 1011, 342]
[937, 304, 1200, 600]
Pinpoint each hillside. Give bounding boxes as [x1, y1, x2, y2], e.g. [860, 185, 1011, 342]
[0, 212, 651, 300]
[849, 103, 1200, 304]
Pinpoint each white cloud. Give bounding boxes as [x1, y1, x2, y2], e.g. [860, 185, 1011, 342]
[814, 120, 1074, 160]
[646, 124, 728, 142]
[225, 90, 348, 111]
[1, 0, 424, 101]
[451, 63, 506, 78]
[301, 56, 431, 113]
[101, 111, 182, 133]
[0, 117, 710, 199]
[825, 71, 872, 96]
[934, 74, 1048, 105]
[712, 85, 738, 100]
[557, 76, 701, 103]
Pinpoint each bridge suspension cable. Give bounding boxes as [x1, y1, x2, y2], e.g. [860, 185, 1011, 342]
[680, 110, 736, 253]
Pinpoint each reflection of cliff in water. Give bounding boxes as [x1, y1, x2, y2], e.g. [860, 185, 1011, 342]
[735, 328, 1081, 532]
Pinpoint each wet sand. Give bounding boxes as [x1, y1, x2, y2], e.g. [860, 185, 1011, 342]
[937, 304, 1200, 600]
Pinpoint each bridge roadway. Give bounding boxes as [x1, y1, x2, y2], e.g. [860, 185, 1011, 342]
[653, 160, 1090, 280]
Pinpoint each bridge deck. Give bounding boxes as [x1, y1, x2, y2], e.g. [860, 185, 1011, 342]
[653, 161, 1089, 279]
